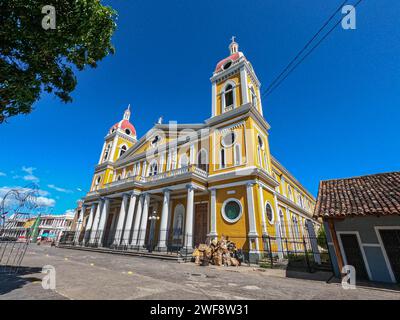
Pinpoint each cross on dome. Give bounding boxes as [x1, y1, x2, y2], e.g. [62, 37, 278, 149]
[229, 36, 239, 54]
[123, 104, 131, 120]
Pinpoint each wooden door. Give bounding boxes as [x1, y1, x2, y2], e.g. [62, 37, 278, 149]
[379, 229, 400, 283]
[340, 233, 368, 280]
[194, 203, 208, 246]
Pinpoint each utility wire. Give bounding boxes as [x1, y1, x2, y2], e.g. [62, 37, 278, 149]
[262, 0, 362, 98]
[262, 0, 348, 97]
[264, 0, 362, 98]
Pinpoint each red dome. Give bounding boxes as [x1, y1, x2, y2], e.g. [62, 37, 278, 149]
[214, 52, 244, 73]
[110, 119, 136, 137]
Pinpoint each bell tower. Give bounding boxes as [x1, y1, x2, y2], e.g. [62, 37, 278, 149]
[210, 38, 263, 118]
[91, 105, 138, 191]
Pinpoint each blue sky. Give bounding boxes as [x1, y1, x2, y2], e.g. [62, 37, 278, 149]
[1, 0, 399, 214]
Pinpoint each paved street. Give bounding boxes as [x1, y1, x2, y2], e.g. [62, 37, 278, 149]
[1, 245, 399, 300]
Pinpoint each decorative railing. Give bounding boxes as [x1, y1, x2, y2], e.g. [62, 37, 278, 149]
[99, 165, 208, 190]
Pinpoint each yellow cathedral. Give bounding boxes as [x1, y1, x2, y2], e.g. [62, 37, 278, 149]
[73, 38, 318, 262]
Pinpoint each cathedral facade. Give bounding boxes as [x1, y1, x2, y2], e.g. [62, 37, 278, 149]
[74, 39, 318, 261]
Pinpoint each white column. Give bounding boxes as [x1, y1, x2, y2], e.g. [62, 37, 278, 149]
[273, 193, 284, 260]
[184, 185, 195, 249]
[86, 204, 95, 230]
[131, 195, 144, 246]
[157, 189, 170, 249]
[208, 188, 217, 239]
[122, 194, 138, 244]
[137, 193, 150, 246]
[257, 183, 268, 235]
[90, 200, 103, 242]
[114, 194, 129, 244]
[211, 81, 217, 116]
[246, 182, 259, 252]
[97, 198, 111, 245]
[74, 206, 85, 242]
[240, 66, 249, 105]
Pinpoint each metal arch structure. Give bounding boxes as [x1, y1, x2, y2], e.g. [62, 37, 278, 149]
[0, 183, 42, 231]
[0, 183, 46, 274]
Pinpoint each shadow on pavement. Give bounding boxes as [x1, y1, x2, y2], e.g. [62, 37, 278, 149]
[0, 266, 43, 295]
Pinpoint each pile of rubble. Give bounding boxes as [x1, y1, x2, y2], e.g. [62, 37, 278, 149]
[192, 236, 244, 267]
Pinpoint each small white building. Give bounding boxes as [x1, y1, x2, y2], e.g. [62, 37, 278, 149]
[1, 212, 75, 242]
[38, 213, 75, 241]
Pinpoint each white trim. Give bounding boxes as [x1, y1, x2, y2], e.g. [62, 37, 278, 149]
[221, 198, 243, 224]
[209, 179, 256, 190]
[374, 226, 400, 283]
[337, 231, 372, 281]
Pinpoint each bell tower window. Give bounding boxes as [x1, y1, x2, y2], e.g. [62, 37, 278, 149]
[103, 144, 111, 162]
[119, 145, 127, 158]
[224, 84, 234, 111]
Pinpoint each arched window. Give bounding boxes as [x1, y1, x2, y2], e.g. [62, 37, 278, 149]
[95, 176, 101, 189]
[265, 202, 274, 224]
[103, 144, 111, 161]
[220, 148, 226, 168]
[287, 185, 293, 201]
[149, 160, 158, 176]
[197, 149, 208, 172]
[178, 154, 189, 168]
[257, 135, 264, 168]
[119, 145, 127, 158]
[293, 216, 300, 240]
[224, 84, 234, 111]
[234, 143, 241, 166]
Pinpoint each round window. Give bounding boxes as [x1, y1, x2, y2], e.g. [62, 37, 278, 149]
[125, 129, 131, 135]
[222, 199, 242, 223]
[265, 203, 274, 223]
[223, 60, 232, 70]
[221, 132, 236, 147]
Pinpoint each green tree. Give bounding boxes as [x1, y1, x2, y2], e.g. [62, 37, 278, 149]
[0, 0, 117, 123]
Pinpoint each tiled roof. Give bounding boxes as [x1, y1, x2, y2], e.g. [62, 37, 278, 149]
[314, 171, 400, 218]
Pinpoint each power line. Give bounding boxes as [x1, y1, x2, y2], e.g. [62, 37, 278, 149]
[262, 0, 348, 97]
[262, 0, 362, 98]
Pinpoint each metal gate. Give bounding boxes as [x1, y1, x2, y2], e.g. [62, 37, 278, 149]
[0, 240, 30, 274]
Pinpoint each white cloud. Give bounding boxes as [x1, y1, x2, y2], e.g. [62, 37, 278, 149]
[47, 184, 73, 193]
[23, 174, 40, 182]
[0, 172, 6, 177]
[64, 209, 76, 217]
[22, 166, 36, 175]
[21, 166, 39, 182]
[36, 196, 56, 207]
[76, 188, 82, 192]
